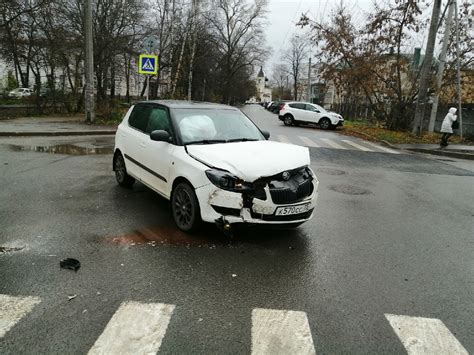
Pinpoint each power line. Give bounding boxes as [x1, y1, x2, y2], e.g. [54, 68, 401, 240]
[279, 0, 304, 53]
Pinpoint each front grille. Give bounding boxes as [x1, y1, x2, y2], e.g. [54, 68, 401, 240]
[251, 209, 313, 221]
[269, 176, 314, 204]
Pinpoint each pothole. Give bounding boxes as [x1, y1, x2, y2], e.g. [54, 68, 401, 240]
[317, 168, 346, 176]
[9, 144, 113, 155]
[328, 184, 372, 195]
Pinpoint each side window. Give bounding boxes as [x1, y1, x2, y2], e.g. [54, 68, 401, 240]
[146, 108, 172, 135]
[305, 104, 319, 112]
[289, 103, 305, 110]
[128, 105, 151, 132]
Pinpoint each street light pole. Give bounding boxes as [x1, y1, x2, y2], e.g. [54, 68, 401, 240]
[307, 57, 311, 103]
[454, 0, 463, 138]
[428, 0, 454, 133]
[412, 0, 442, 136]
[84, 0, 95, 123]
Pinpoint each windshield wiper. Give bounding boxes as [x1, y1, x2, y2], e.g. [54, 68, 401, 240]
[185, 139, 227, 145]
[226, 138, 259, 143]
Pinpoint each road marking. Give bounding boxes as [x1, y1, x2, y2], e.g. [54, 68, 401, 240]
[320, 138, 346, 149]
[0, 294, 41, 338]
[88, 301, 175, 355]
[276, 135, 292, 144]
[341, 139, 373, 152]
[385, 314, 468, 355]
[298, 136, 320, 147]
[252, 308, 316, 355]
[362, 141, 400, 154]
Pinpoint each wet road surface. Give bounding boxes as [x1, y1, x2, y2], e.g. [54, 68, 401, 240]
[1, 113, 473, 354]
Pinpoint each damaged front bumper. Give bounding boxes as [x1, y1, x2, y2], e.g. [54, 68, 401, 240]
[195, 179, 319, 226]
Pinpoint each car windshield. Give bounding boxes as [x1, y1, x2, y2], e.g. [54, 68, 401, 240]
[173, 108, 264, 144]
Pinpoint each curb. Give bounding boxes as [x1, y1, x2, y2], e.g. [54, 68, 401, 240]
[0, 130, 116, 137]
[404, 148, 474, 161]
[339, 129, 474, 160]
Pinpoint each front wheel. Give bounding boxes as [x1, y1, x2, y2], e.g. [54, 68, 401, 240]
[114, 152, 135, 188]
[171, 183, 202, 232]
[319, 118, 332, 130]
[283, 115, 294, 126]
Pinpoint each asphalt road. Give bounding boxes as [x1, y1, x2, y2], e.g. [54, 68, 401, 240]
[1, 106, 473, 354]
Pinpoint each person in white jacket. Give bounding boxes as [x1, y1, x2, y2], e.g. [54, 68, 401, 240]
[440, 107, 457, 147]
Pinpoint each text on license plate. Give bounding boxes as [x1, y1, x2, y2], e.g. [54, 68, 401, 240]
[275, 203, 311, 216]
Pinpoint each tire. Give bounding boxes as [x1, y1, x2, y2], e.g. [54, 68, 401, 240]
[319, 117, 332, 130]
[171, 182, 202, 232]
[283, 114, 294, 126]
[114, 152, 135, 188]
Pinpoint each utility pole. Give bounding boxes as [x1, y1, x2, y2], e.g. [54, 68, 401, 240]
[412, 0, 442, 136]
[428, 0, 454, 132]
[187, 0, 199, 101]
[454, 0, 463, 138]
[307, 57, 311, 103]
[84, 0, 95, 123]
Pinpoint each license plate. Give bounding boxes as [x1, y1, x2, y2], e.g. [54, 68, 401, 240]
[275, 202, 311, 216]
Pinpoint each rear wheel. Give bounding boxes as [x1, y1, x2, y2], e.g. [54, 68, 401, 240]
[283, 115, 294, 126]
[171, 182, 202, 232]
[114, 152, 135, 188]
[319, 117, 332, 130]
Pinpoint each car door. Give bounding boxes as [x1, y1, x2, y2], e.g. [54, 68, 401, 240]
[141, 105, 174, 196]
[305, 104, 322, 124]
[288, 103, 307, 121]
[123, 104, 152, 181]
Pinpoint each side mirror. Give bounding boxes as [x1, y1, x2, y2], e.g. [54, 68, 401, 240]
[150, 130, 171, 142]
[261, 130, 270, 140]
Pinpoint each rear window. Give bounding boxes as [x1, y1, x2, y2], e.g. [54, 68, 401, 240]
[289, 103, 306, 109]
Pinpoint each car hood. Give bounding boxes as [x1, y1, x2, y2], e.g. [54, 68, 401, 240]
[186, 140, 310, 182]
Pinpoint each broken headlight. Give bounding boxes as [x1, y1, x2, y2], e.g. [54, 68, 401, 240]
[205, 169, 254, 192]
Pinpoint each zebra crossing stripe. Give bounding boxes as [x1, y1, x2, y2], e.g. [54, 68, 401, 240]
[276, 135, 292, 144]
[0, 294, 41, 338]
[341, 140, 373, 152]
[385, 314, 468, 355]
[252, 308, 316, 355]
[88, 301, 175, 355]
[362, 141, 400, 154]
[320, 138, 346, 149]
[298, 136, 320, 147]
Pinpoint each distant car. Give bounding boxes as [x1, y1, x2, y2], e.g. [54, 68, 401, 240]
[8, 88, 33, 98]
[271, 100, 289, 114]
[278, 102, 344, 130]
[113, 100, 318, 233]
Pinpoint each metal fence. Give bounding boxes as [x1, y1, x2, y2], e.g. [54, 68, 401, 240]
[332, 102, 474, 137]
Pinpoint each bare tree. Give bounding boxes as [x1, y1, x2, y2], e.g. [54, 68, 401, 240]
[283, 35, 308, 101]
[271, 63, 289, 99]
[206, 0, 269, 104]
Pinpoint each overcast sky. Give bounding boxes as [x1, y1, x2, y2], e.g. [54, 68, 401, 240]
[263, 0, 435, 78]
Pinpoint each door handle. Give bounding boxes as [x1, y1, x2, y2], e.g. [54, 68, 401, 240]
[140, 142, 147, 148]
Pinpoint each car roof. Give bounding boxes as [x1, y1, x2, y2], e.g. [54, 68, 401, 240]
[135, 100, 238, 110]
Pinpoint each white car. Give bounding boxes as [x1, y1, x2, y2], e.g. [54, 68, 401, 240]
[113, 101, 318, 232]
[8, 88, 33, 98]
[279, 102, 344, 130]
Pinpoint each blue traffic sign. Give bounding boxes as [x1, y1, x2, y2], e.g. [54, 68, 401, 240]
[139, 54, 158, 75]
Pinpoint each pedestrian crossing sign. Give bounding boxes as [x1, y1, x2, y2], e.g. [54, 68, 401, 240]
[138, 54, 158, 74]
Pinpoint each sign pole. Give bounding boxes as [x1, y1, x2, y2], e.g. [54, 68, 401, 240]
[146, 76, 150, 101]
[138, 53, 158, 101]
